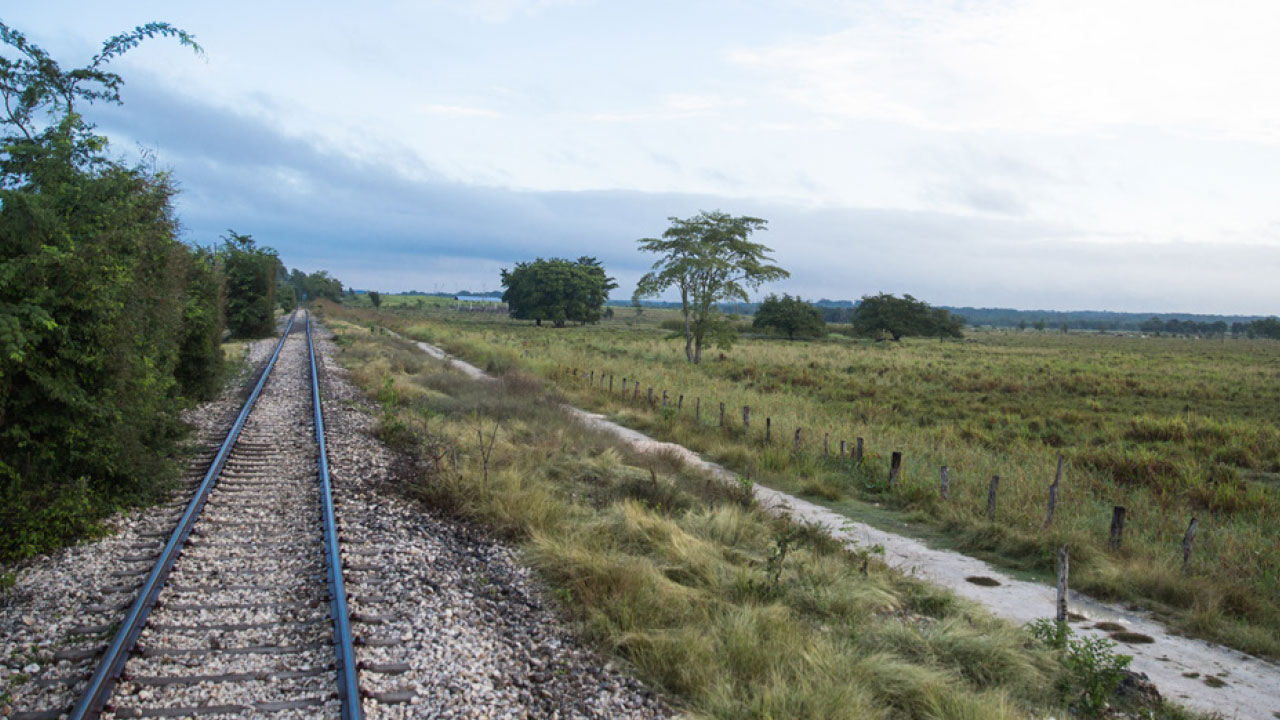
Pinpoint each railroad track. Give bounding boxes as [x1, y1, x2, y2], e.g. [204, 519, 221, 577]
[16, 311, 410, 719]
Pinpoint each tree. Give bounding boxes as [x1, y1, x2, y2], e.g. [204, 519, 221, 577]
[221, 231, 277, 337]
[501, 257, 616, 327]
[1251, 317, 1280, 340]
[634, 210, 789, 363]
[368, 291, 382, 309]
[175, 246, 226, 401]
[0, 20, 207, 561]
[851, 293, 963, 341]
[753, 294, 826, 340]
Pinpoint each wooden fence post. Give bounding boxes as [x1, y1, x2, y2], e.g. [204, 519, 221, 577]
[719, 402, 725, 427]
[1055, 546, 1069, 623]
[633, 384, 640, 402]
[609, 374, 613, 393]
[622, 378, 627, 394]
[678, 395, 684, 410]
[1043, 454, 1064, 529]
[1182, 516, 1198, 573]
[987, 476, 999, 521]
[889, 451, 902, 487]
[648, 388, 654, 406]
[1109, 506, 1126, 549]
[794, 427, 802, 452]
[590, 370, 594, 384]
[766, 417, 772, 443]
[743, 406, 750, 428]
[839, 439, 847, 458]
[662, 390, 668, 407]
[696, 397, 701, 421]
[855, 437, 864, 463]
[940, 466, 950, 499]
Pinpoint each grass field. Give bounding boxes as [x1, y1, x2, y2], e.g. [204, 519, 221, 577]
[321, 299, 1280, 660]
[320, 311, 1208, 719]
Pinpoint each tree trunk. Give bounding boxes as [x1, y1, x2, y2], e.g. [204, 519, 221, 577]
[682, 288, 694, 363]
[693, 335, 703, 364]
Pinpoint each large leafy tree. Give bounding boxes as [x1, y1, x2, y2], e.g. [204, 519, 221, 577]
[501, 256, 616, 327]
[852, 293, 964, 341]
[282, 267, 344, 303]
[635, 211, 789, 363]
[753, 293, 826, 340]
[221, 231, 278, 337]
[0, 21, 207, 560]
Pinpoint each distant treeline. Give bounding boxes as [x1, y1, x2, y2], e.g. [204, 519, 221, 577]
[944, 307, 1265, 333]
[396, 289, 503, 298]
[606, 298, 1271, 335]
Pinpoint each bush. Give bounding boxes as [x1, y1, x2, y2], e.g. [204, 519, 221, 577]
[0, 19, 212, 561]
[222, 231, 278, 337]
[1028, 619, 1131, 717]
[176, 246, 226, 401]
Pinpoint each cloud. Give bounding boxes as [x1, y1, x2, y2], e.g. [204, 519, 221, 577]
[88, 75, 1280, 314]
[418, 104, 503, 119]
[733, 0, 1280, 143]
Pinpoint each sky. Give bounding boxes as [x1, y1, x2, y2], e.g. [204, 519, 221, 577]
[6, 1, 1280, 313]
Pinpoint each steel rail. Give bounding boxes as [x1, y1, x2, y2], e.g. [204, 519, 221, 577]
[69, 311, 299, 719]
[307, 311, 363, 720]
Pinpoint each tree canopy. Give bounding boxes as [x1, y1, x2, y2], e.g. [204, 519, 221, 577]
[0, 20, 210, 561]
[282, 268, 344, 303]
[221, 231, 278, 338]
[501, 256, 616, 327]
[851, 293, 964, 341]
[753, 294, 826, 340]
[634, 210, 789, 363]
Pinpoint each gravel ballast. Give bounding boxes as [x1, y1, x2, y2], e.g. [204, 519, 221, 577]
[1, 321, 672, 719]
[0, 335, 279, 718]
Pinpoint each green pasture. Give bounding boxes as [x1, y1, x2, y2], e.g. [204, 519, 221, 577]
[328, 299, 1280, 659]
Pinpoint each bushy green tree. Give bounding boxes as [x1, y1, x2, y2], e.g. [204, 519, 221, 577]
[752, 293, 826, 340]
[634, 211, 789, 363]
[0, 20, 206, 560]
[282, 267, 343, 303]
[851, 293, 964, 341]
[221, 231, 277, 337]
[501, 257, 616, 327]
[275, 262, 297, 312]
[175, 246, 225, 401]
[277, 283, 297, 313]
[368, 291, 382, 309]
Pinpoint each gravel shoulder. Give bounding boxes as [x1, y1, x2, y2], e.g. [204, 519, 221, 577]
[313, 324, 674, 718]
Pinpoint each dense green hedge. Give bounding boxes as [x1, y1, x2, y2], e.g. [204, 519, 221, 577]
[0, 21, 226, 562]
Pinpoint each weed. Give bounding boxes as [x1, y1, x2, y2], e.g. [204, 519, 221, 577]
[1029, 618, 1132, 717]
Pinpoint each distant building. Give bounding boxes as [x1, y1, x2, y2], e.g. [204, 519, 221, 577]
[454, 295, 502, 303]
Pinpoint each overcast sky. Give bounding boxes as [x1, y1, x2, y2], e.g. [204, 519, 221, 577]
[7, 1, 1280, 313]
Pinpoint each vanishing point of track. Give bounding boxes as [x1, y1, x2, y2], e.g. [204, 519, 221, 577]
[50, 311, 368, 718]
